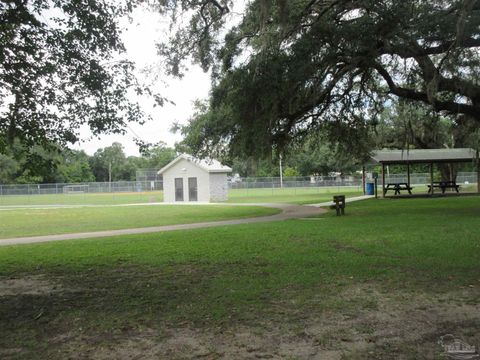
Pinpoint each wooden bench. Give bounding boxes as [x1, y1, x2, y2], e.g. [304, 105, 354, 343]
[427, 181, 460, 194]
[333, 195, 345, 216]
[384, 183, 413, 195]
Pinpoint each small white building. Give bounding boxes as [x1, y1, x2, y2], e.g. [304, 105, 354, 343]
[158, 154, 232, 203]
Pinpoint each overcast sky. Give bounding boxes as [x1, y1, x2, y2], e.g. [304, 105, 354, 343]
[73, 3, 245, 157]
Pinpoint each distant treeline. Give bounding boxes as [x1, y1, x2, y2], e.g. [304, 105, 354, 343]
[0, 142, 177, 185]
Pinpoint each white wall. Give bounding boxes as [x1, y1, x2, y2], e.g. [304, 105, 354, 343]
[162, 158, 211, 202]
[209, 173, 229, 202]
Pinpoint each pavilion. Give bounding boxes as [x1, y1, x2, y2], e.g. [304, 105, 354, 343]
[369, 148, 479, 197]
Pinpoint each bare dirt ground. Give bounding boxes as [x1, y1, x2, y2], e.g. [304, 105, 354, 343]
[0, 275, 64, 296]
[82, 288, 480, 359]
[2, 276, 478, 360]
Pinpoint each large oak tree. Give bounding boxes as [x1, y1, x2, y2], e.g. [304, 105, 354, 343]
[160, 0, 480, 158]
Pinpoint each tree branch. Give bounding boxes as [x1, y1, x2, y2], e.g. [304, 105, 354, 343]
[204, 0, 229, 15]
[380, 37, 480, 60]
[373, 63, 480, 118]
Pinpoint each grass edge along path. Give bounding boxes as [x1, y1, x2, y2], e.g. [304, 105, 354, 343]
[0, 204, 281, 240]
[0, 203, 326, 246]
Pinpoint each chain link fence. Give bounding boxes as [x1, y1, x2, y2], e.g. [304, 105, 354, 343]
[0, 181, 164, 206]
[228, 172, 478, 189]
[0, 172, 477, 206]
[229, 175, 362, 189]
[0, 181, 163, 196]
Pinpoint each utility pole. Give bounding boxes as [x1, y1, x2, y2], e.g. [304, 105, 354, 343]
[108, 161, 112, 193]
[279, 154, 283, 188]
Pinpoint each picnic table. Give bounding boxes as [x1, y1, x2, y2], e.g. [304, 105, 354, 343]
[384, 182, 413, 195]
[427, 181, 460, 194]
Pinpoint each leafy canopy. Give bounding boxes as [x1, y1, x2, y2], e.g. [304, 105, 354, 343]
[160, 0, 480, 158]
[0, 0, 146, 152]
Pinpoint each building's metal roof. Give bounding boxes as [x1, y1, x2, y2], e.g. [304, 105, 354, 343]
[371, 148, 477, 164]
[157, 154, 232, 174]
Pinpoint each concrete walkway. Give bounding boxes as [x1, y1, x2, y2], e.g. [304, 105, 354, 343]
[307, 195, 374, 207]
[0, 196, 373, 247]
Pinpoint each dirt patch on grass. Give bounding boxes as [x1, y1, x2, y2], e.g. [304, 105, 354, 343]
[303, 284, 480, 359]
[0, 275, 63, 296]
[63, 327, 323, 360]
[51, 284, 480, 360]
[1, 271, 479, 359]
[330, 239, 366, 254]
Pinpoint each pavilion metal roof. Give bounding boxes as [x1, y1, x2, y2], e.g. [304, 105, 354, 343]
[371, 148, 478, 164]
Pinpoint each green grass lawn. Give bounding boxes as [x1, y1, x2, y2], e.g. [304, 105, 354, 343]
[1, 184, 476, 207]
[228, 186, 363, 203]
[1, 196, 479, 359]
[0, 191, 164, 206]
[0, 186, 363, 207]
[0, 186, 364, 207]
[0, 205, 280, 239]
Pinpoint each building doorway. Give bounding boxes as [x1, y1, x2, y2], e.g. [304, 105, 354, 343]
[188, 177, 198, 201]
[174, 178, 184, 201]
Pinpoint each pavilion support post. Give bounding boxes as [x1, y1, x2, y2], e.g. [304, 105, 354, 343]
[430, 162, 434, 196]
[381, 163, 386, 198]
[362, 166, 366, 195]
[407, 163, 411, 188]
[477, 150, 480, 194]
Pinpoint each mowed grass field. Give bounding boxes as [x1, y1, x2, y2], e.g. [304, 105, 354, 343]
[1, 196, 479, 359]
[0, 205, 280, 239]
[227, 186, 363, 203]
[0, 186, 363, 207]
[0, 184, 476, 207]
[0, 191, 164, 206]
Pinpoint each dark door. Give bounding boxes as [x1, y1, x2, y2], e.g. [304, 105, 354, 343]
[175, 178, 184, 201]
[188, 177, 198, 201]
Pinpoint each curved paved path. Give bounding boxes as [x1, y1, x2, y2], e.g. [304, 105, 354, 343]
[0, 196, 373, 247]
[0, 203, 325, 247]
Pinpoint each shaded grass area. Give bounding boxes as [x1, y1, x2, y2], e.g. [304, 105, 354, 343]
[0, 197, 480, 358]
[228, 186, 363, 204]
[0, 205, 280, 239]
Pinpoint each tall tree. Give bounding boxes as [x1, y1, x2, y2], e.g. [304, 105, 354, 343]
[56, 150, 95, 183]
[140, 142, 177, 169]
[374, 101, 452, 150]
[89, 142, 127, 182]
[0, 153, 18, 184]
[161, 0, 480, 158]
[0, 139, 64, 183]
[0, 0, 146, 153]
[287, 139, 360, 176]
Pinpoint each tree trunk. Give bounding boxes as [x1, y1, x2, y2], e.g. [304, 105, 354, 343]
[439, 163, 457, 183]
